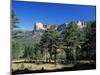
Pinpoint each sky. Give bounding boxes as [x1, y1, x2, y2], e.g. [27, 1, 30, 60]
[12, 1, 96, 31]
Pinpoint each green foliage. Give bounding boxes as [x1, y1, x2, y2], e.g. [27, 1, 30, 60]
[12, 21, 96, 64]
[61, 22, 81, 62]
[39, 26, 60, 63]
[11, 10, 19, 28]
[12, 30, 23, 38]
[23, 44, 34, 60]
[81, 22, 96, 60]
[12, 42, 23, 59]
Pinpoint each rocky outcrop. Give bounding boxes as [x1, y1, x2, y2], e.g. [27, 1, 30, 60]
[57, 21, 87, 31]
[34, 21, 87, 31]
[34, 22, 46, 31]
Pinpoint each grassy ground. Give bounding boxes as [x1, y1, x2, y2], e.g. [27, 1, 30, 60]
[12, 62, 74, 71]
[12, 60, 96, 74]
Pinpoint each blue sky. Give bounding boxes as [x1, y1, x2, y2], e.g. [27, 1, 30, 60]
[12, 1, 96, 31]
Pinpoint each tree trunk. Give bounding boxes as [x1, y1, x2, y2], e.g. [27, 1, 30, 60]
[73, 49, 76, 63]
[49, 49, 52, 63]
[54, 48, 57, 65]
[65, 49, 68, 64]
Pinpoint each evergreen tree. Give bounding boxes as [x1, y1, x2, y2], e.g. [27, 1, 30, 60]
[11, 10, 19, 28]
[39, 25, 59, 64]
[81, 22, 96, 61]
[61, 22, 81, 63]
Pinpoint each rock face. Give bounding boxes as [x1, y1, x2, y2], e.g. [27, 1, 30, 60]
[34, 21, 87, 31]
[34, 22, 56, 31]
[34, 22, 46, 31]
[77, 21, 87, 29]
[57, 21, 87, 31]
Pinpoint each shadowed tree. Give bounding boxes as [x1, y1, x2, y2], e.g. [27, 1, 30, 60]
[81, 21, 96, 61]
[61, 22, 81, 63]
[23, 44, 34, 61]
[11, 10, 19, 28]
[39, 25, 59, 64]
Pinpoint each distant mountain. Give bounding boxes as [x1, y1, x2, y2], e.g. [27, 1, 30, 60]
[12, 21, 87, 45]
[34, 21, 87, 32]
[57, 21, 87, 31]
[57, 23, 69, 31]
